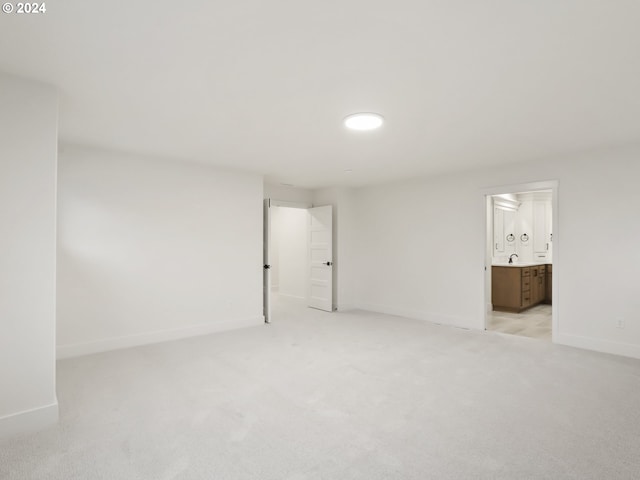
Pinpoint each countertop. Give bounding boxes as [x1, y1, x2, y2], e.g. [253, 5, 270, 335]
[492, 262, 549, 268]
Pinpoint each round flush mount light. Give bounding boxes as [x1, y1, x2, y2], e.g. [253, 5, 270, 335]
[344, 112, 384, 131]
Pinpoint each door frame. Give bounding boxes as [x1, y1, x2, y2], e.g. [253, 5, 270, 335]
[263, 199, 271, 323]
[482, 180, 559, 342]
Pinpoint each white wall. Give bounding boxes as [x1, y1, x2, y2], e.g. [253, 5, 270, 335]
[353, 146, 640, 359]
[56, 145, 264, 358]
[269, 207, 281, 291]
[335, 189, 357, 311]
[271, 207, 308, 300]
[264, 183, 314, 204]
[0, 73, 59, 438]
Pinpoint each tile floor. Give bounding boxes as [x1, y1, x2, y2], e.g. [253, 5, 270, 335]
[486, 304, 552, 340]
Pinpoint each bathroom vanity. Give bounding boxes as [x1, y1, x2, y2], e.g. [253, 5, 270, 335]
[492, 263, 551, 312]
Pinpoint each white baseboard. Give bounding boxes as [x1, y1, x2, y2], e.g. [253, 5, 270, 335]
[355, 302, 477, 330]
[556, 333, 640, 360]
[338, 303, 355, 311]
[0, 402, 58, 440]
[57, 316, 265, 359]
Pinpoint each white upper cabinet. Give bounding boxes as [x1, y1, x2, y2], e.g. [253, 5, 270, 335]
[492, 192, 552, 263]
[532, 198, 552, 261]
[533, 201, 547, 254]
[546, 199, 553, 259]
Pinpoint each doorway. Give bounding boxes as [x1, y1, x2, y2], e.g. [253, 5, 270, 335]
[263, 199, 334, 323]
[270, 205, 308, 302]
[483, 181, 559, 342]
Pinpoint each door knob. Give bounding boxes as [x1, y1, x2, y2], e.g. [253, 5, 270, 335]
[325, 261, 333, 266]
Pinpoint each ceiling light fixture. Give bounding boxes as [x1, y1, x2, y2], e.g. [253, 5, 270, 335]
[344, 112, 384, 131]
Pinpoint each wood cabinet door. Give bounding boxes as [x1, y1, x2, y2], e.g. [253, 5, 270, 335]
[545, 270, 552, 303]
[538, 271, 545, 303]
[492, 267, 522, 309]
[530, 267, 538, 305]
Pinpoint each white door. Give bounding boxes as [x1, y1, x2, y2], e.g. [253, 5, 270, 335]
[263, 199, 271, 323]
[308, 205, 333, 312]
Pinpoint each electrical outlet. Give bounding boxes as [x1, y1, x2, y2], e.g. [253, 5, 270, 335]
[616, 318, 625, 329]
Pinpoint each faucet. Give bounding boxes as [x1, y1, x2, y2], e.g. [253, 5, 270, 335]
[509, 254, 518, 264]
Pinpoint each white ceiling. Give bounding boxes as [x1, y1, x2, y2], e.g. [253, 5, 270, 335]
[1, 0, 640, 188]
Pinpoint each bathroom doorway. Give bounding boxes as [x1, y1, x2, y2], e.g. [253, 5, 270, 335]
[483, 181, 558, 342]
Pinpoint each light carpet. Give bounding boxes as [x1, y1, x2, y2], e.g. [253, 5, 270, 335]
[2, 297, 640, 479]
